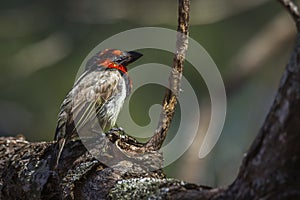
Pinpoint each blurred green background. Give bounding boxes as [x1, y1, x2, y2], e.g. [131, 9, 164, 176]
[0, 0, 295, 187]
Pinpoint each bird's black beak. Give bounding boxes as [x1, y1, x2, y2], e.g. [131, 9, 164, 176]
[125, 51, 143, 65]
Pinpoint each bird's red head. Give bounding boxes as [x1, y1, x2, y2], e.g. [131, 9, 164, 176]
[86, 49, 143, 74]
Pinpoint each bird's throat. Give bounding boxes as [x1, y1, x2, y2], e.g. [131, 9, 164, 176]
[107, 62, 127, 74]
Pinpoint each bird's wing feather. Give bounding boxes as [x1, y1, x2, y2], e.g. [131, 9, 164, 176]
[70, 70, 121, 133]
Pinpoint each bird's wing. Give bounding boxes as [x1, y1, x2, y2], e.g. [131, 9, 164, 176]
[54, 92, 73, 141]
[52, 70, 123, 169]
[70, 70, 122, 133]
[54, 69, 92, 139]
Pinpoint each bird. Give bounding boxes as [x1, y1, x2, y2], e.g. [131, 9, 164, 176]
[53, 49, 143, 168]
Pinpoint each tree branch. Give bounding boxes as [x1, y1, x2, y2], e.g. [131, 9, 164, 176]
[145, 0, 190, 150]
[278, 0, 300, 22]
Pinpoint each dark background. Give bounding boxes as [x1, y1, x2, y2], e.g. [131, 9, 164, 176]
[0, 0, 294, 187]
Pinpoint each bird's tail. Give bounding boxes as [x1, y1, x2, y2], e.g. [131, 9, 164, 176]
[53, 138, 65, 169]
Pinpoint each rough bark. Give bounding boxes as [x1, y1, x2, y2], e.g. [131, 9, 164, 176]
[1, 0, 300, 199]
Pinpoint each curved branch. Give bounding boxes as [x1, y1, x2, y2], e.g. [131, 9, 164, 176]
[278, 0, 300, 22]
[145, 0, 190, 150]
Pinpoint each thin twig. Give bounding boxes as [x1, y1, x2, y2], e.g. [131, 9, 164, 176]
[278, 0, 300, 22]
[145, 0, 190, 150]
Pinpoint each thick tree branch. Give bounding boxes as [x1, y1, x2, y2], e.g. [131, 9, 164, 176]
[221, 14, 300, 200]
[145, 0, 190, 150]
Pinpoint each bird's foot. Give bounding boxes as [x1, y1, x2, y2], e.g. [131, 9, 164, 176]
[107, 127, 126, 135]
[105, 127, 126, 142]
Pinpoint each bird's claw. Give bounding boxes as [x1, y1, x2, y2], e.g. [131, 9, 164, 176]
[108, 127, 125, 134]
